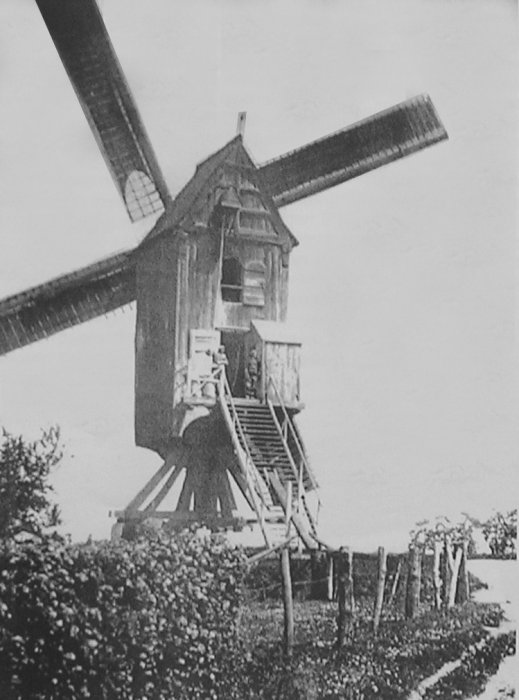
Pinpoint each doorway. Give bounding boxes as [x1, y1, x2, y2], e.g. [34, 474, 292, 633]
[220, 330, 246, 397]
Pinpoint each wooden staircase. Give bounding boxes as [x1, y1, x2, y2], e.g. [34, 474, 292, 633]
[218, 373, 319, 549]
[231, 400, 300, 496]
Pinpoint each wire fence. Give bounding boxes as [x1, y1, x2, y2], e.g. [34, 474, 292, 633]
[241, 544, 472, 653]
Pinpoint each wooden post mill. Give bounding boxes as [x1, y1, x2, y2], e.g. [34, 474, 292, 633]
[0, 0, 448, 549]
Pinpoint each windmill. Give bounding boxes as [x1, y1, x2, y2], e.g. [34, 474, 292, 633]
[0, 0, 448, 548]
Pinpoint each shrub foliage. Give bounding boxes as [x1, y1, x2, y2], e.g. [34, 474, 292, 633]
[0, 428, 61, 539]
[482, 509, 517, 559]
[0, 531, 245, 699]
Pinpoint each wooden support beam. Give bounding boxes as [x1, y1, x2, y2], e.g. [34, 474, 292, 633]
[115, 511, 245, 530]
[269, 470, 315, 549]
[196, 455, 218, 515]
[246, 535, 299, 566]
[123, 457, 174, 513]
[227, 460, 255, 511]
[176, 463, 198, 512]
[145, 450, 187, 513]
[215, 449, 238, 516]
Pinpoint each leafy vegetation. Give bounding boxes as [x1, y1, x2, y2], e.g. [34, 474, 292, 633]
[229, 599, 507, 699]
[0, 429, 512, 698]
[0, 428, 61, 540]
[482, 509, 517, 559]
[0, 531, 245, 699]
[422, 631, 516, 699]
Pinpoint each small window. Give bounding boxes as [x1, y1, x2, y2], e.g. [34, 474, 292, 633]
[221, 257, 242, 302]
[243, 262, 266, 307]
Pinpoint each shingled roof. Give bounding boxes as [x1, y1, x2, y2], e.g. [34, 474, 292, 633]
[140, 135, 297, 248]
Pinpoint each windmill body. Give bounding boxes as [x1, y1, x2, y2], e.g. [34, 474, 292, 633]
[134, 137, 296, 454]
[0, 0, 448, 548]
[129, 137, 314, 544]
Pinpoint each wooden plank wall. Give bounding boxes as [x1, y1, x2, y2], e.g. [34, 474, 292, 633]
[265, 342, 301, 406]
[135, 235, 179, 451]
[219, 242, 289, 329]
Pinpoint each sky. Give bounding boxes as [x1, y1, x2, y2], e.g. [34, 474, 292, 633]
[0, 0, 517, 550]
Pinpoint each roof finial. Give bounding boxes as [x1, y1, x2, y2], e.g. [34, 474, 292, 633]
[236, 111, 247, 137]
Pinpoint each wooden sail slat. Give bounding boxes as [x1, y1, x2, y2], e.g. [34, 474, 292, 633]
[258, 94, 448, 207]
[0, 251, 136, 355]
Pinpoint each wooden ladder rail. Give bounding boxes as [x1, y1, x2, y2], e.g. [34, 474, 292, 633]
[268, 376, 319, 491]
[220, 373, 272, 507]
[217, 372, 272, 547]
[268, 470, 315, 550]
[266, 377, 320, 535]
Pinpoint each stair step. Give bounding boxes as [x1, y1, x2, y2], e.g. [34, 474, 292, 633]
[253, 452, 291, 460]
[255, 461, 293, 469]
[238, 416, 273, 423]
[242, 426, 279, 433]
[233, 404, 270, 411]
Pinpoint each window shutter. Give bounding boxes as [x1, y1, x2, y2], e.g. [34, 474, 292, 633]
[243, 264, 266, 307]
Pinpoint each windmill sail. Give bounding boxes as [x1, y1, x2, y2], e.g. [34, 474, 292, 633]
[35, 0, 170, 222]
[258, 94, 448, 207]
[0, 252, 136, 356]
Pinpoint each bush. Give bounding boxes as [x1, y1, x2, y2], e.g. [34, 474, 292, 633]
[0, 428, 61, 539]
[0, 530, 245, 699]
[482, 509, 517, 559]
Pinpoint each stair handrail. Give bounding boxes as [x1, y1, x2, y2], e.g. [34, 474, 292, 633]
[266, 376, 319, 491]
[218, 372, 272, 511]
[266, 377, 320, 534]
[217, 374, 271, 547]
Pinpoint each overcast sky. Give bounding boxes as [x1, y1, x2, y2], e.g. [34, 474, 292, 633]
[0, 0, 517, 549]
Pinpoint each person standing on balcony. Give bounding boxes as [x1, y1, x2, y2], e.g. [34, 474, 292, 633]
[202, 345, 228, 399]
[245, 347, 260, 399]
[212, 345, 229, 374]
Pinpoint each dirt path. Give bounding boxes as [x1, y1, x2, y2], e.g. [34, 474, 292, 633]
[407, 560, 516, 700]
[465, 559, 517, 699]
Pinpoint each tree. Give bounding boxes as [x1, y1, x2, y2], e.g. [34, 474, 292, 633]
[482, 509, 517, 559]
[0, 427, 62, 539]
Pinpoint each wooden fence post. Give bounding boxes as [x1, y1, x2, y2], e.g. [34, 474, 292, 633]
[280, 547, 294, 658]
[347, 549, 355, 616]
[433, 540, 442, 610]
[398, 557, 408, 616]
[405, 545, 422, 619]
[327, 553, 334, 601]
[373, 546, 387, 635]
[456, 540, 470, 604]
[447, 546, 463, 608]
[440, 538, 451, 611]
[388, 556, 402, 608]
[336, 547, 354, 648]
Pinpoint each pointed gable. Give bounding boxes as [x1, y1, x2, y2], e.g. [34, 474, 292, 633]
[139, 136, 297, 249]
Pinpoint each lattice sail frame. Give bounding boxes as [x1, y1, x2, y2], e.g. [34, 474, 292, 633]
[35, 0, 170, 222]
